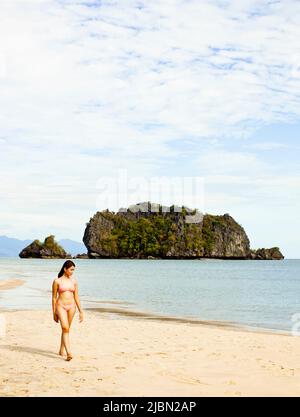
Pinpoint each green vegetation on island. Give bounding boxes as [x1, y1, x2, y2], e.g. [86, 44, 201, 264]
[19, 235, 71, 259]
[83, 202, 283, 259]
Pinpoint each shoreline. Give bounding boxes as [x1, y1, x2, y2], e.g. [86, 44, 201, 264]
[0, 279, 25, 290]
[1, 308, 300, 396]
[0, 278, 292, 337]
[0, 304, 292, 337]
[86, 307, 292, 337]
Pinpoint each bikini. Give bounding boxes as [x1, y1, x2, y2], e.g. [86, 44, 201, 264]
[56, 277, 76, 312]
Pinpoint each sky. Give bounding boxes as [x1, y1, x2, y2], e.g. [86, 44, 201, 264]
[0, 0, 300, 257]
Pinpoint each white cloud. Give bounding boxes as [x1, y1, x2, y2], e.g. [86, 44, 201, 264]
[242, 142, 289, 150]
[197, 149, 268, 175]
[1, 0, 300, 146]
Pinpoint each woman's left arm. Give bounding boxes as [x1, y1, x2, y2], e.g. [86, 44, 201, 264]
[74, 279, 84, 322]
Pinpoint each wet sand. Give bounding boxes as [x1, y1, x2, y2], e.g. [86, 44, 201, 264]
[0, 279, 25, 290]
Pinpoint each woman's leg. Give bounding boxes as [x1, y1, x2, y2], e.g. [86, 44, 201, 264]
[66, 306, 76, 360]
[68, 305, 76, 328]
[59, 333, 65, 356]
[55, 303, 66, 355]
[56, 305, 72, 359]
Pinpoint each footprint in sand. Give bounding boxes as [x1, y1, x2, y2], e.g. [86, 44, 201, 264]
[226, 380, 237, 385]
[258, 359, 295, 376]
[225, 391, 242, 396]
[157, 370, 209, 386]
[19, 389, 29, 395]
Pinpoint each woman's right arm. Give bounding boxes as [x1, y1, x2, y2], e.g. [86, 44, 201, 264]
[52, 279, 58, 322]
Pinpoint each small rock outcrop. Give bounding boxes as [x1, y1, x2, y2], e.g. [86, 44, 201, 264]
[19, 235, 71, 259]
[249, 247, 284, 260]
[82, 202, 283, 260]
[73, 253, 89, 259]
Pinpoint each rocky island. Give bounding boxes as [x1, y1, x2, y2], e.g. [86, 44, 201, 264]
[83, 202, 284, 260]
[19, 235, 71, 259]
[18, 203, 284, 260]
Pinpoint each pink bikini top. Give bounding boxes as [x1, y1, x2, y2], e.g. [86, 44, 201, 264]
[58, 277, 76, 293]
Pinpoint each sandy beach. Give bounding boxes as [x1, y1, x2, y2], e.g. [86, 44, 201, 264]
[0, 279, 25, 290]
[1, 305, 300, 397]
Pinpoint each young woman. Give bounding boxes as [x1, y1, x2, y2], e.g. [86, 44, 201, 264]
[52, 260, 84, 361]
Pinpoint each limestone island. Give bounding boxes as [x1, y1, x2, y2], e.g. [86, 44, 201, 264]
[82, 202, 284, 260]
[18, 203, 284, 260]
[19, 235, 71, 259]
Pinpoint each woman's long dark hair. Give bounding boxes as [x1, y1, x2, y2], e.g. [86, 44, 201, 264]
[58, 260, 76, 278]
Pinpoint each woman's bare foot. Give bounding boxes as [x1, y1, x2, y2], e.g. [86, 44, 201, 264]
[66, 353, 73, 361]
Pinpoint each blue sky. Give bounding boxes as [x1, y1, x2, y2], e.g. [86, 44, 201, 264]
[0, 0, 300, 257]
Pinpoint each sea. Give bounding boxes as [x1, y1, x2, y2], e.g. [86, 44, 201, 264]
[0, 257, 299, 333]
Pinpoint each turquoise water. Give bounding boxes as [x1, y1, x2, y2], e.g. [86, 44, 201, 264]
[0, 258, 299, 332]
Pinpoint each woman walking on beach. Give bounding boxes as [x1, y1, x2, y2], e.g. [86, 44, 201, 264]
[52, 260, 84, 361]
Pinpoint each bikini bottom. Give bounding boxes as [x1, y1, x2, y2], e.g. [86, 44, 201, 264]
[56, 299, 76, 312]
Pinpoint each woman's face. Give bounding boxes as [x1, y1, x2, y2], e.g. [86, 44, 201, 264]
[64, 266, 75, 277]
